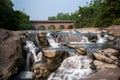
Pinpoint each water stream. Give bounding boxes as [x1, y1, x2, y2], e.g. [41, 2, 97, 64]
[17, 30, 119, 80]
[46, 32, 60, 48]
[18, 40, 43, 80]
[48, 56, 92, 80]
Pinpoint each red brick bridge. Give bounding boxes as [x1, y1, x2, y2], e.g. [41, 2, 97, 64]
[30, 20, 75, 30]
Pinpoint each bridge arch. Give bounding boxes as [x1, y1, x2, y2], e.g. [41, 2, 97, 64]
[37, 25, 46, 30]
[59, 25, 65, 29]
[68, 25, 73, 29]
[48, 25, 56, 30]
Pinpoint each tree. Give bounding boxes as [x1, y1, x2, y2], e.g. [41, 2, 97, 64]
[13, 10, 34, 30]
[48, 12, 74, 20]
[0, 0, 34, 30]
[48, 0, 120, 28]
[0, 0, 14, 29]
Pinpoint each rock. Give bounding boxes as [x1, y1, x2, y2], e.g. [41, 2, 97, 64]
[80, 68, 120, 80]
[57, 34, 81, 43]
[43, 49, 56, 58]
[106, 25, 120, 37]
[0, 29, 24, 80]
[110, 56, 118, 60]
[108, 36, 116, 41]
[38, 37, 48, 48]
[32, 64, 49, 80]
[32, 50, 69, 80]
[113, 38, 120, 49]
[76, 47, 87, 55]
[93, 53, 114, 63]
[67, 44, 77, 49]
[93, 60, 118, 69]
[95, 48, 119, 56]
[38, 32, 45, 38]
[93, 48, 119, 63]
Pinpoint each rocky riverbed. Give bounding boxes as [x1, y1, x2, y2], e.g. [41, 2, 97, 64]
[0, 25, 120, 80]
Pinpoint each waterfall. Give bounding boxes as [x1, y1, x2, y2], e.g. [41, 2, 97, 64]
[48, 56, 93, 80]
[46, 32, 60, 48]
[24, 40, 42, 63]
[97, 32, 109, 43]
[26, 53, 31, 71]
[18, 40, 43, 80]
[81, 36, 90, 43]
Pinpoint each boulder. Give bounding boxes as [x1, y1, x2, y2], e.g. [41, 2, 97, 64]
[106, 25, 120, 37]
[93, 48, 119, 63]
[93, 53, 114, 63]
[0, 29, 24, 80]
[81, 68, 120, 80]
[32, 50, 69, 80]
[95, 48, 119, 56]
[32, 64, 49, 80]
[93, 60, 118, 69]
[42, 49, 57, 58]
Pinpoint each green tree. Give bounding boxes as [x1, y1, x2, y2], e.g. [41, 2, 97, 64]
[13, 10, 34, 30]
[0, 0, 34, 30]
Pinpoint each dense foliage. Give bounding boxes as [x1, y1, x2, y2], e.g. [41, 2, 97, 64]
[48, 0, 120, 28]
[0, 0, 34, 30]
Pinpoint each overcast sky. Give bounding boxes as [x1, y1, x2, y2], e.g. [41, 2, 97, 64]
[12, 0, 91, 20]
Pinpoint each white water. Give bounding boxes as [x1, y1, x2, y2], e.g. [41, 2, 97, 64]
[26, 53, 31, 71]
[48, 56, 93, 80]
[97, 34, 109, 43]
[24, 40, 43, 63]
[69, 36, 90, 44]
[46, 32, 60, 48]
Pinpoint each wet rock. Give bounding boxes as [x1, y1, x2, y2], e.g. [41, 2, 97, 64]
[114, 38, 120, 49]
[93, 48, 119, 63]
[93, 60, 118, 69]
[43, 50, 56, 58]
[32, 50, 69, 80]
[38, 32, 45, 38]
[0, 29, 24, 80]
[94, 53, 114, 63]
[76, 47, 87, 55]
[67, 44, 77, 49]
[38, 37, 48, 48]
[108, 36, 116, 41]
[32, 64, 49, 80]
[95, 48, 119, 55]
[80, 68, 120, 80]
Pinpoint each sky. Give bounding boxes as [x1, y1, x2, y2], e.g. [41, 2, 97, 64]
[12, 0, 91, 20]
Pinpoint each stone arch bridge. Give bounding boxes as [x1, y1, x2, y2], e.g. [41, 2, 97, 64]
[30, 20, 75, 30]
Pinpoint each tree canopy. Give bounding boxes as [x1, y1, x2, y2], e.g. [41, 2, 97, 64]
[0, 0, 34, 30]
[48, 0, 120, 28]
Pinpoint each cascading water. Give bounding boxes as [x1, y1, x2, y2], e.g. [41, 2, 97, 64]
[48, 56, 93, 80]
[46, 32, 60, 48]
[26, 53, 31, 71]
[96, 30, 110, 43]
[18, 40, 43, 80]
[24, 40, 42, 63]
